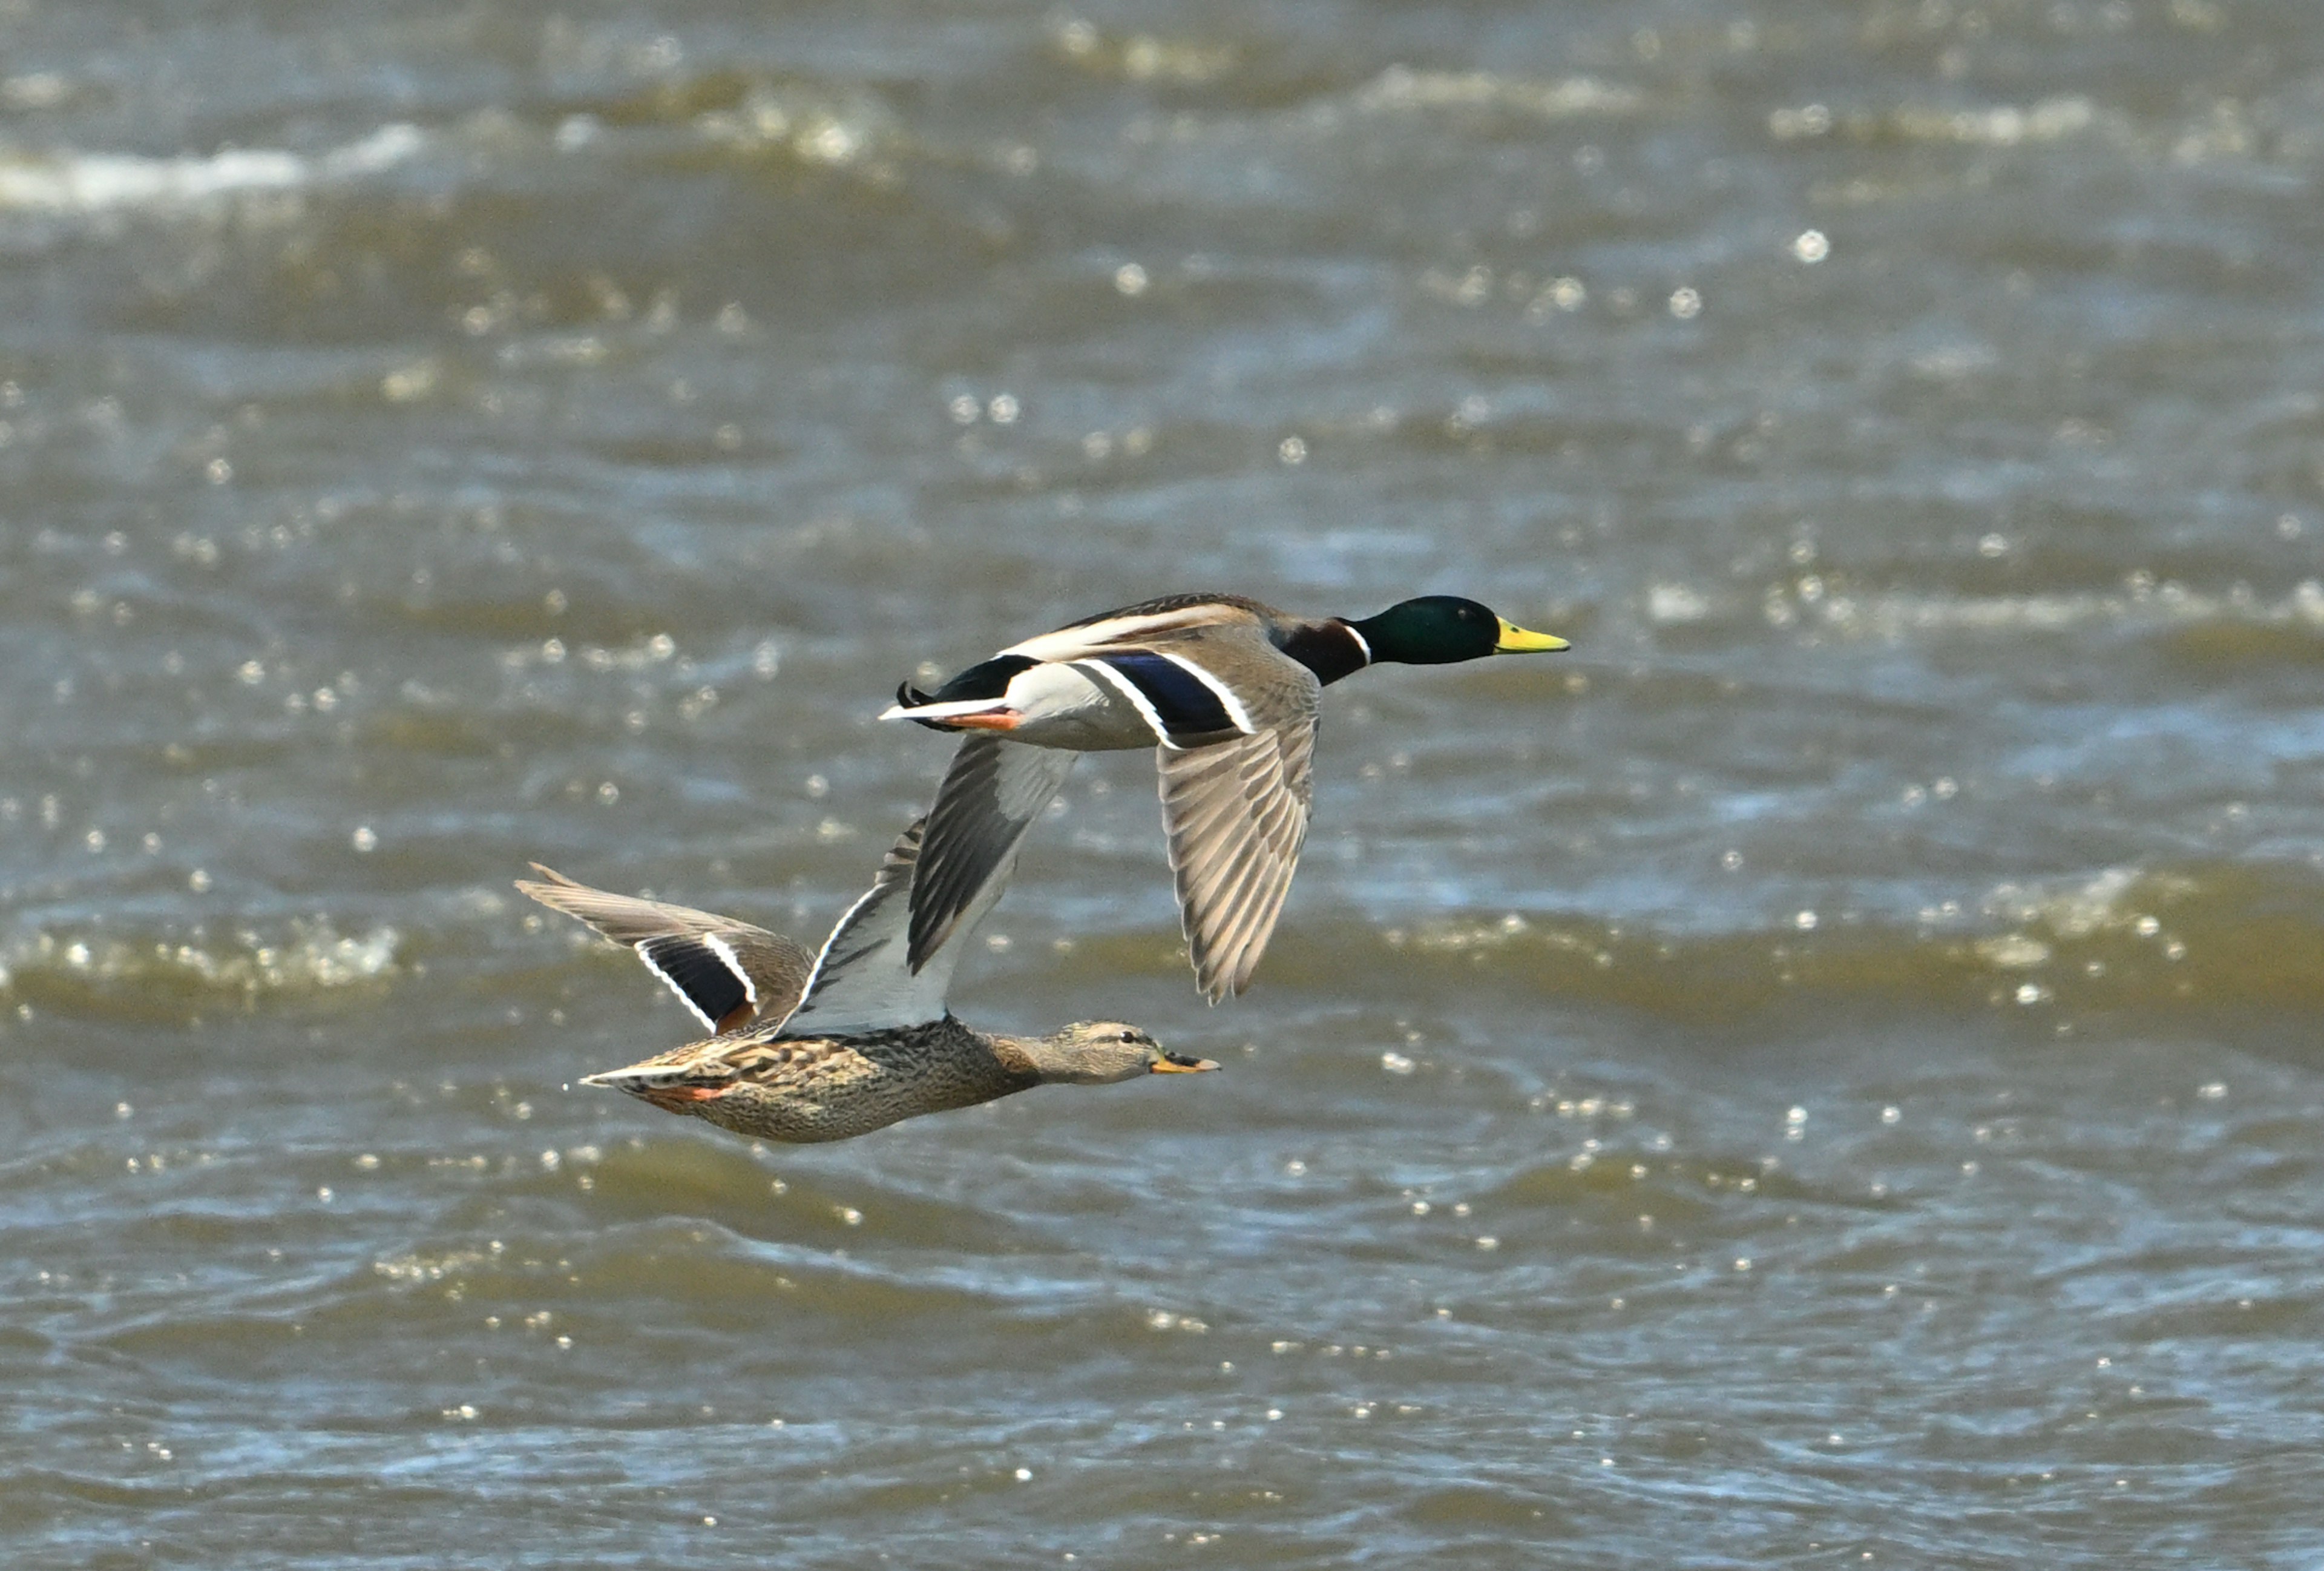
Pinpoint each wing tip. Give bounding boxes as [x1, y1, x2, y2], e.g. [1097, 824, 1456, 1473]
[902, 929, 939, 975]
[516, 861, 579, 898]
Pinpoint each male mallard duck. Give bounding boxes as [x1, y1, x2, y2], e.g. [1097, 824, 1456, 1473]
[559, 820, 1217, 1144]
[879, 593, 1569, 1001]
[516, 865, 815, 1033]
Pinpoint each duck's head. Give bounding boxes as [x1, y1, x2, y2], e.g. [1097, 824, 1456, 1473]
[1029, 1021, 1219, 1085]
[1349, 596, 1569, 665]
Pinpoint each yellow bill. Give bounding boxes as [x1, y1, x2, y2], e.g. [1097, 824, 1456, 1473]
[1493, 618, 1571, 653]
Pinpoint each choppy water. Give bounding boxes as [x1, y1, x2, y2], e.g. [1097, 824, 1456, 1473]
[6, 3, 2324, 1566]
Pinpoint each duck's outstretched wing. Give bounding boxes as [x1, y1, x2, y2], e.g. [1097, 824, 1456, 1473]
[1157, 725, 1318, 1002]
[775, 815, 1019, 1038]
[906, 734, 1078, 972]
[516, 866, 815, 1032]
[1151, 634, 1322, 1002]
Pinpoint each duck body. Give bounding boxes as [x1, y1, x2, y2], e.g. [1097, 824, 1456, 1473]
[586, 1015, 1038, 1144]
[545, 821, 1217, 1144]
[882, 592, 1568, 1001]
[891, 594, 1358, 753]
[584, 1014, 1198, 1144]
[905, 653, 1161, 752]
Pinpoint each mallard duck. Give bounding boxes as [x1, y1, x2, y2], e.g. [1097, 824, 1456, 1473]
[516, 865, 815, 1033]
[561, 820, 1218, 1144]
[880, 593, 1568, 1001]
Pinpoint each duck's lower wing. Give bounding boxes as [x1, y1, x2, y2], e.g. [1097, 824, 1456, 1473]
[1157, 720, 1316, 1002]
[907, 734, 1078, 972]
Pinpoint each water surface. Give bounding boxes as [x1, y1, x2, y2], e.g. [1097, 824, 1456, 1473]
[5, 2, 2324, 1566]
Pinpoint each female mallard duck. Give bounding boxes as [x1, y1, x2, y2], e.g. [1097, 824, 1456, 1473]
[516, 865, 815, 1033]
[880, 593, 1568, 1002]
[550, 820, 1217, 1144]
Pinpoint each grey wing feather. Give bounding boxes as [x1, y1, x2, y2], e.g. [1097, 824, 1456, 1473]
[1156, 713, 1318, 1003]
[514, 866, 728, 947]
[1164, 622, 1323, 731]
[776, 815, 1020, 1037]
[516, 865, 815, 1030]
[907, 734, 1078, 971]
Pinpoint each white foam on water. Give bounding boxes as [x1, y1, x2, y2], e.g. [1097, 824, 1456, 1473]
[692, 85, 899, 168]
[1356, 66, 1642, 120]
[1889, 96, 2098, 147]
[12, 921, 401, 994]
[0, 123, 422, 215]
[1652, 579, 2324, 637]
[1802, 579, 2324, 638]
[1980, 866, 2190, 940]
[1647, 584, 1714, 624]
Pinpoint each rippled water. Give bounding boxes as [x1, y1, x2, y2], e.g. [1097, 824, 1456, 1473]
[6, 3, 2324, 1566]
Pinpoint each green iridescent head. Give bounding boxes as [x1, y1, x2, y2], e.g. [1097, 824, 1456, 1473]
[1348, 596, 1569, 665]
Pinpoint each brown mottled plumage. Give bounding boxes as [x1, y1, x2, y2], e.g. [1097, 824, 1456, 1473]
[553, 820, 1217, 1144]
[583, 1016, 1201, 1144]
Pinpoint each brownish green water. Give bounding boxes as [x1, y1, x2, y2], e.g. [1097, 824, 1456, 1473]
[5, 3, 2324, 1566]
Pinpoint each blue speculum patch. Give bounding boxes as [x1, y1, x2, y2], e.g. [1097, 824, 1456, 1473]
[1091, 651, 1236, 742]
[637, 937, 748, 1029]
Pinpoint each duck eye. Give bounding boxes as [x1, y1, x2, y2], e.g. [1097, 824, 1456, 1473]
[1118, 1030, 1137, 1043]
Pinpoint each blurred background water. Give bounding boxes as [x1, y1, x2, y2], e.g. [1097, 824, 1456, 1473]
[4, 2, 2323, 1566]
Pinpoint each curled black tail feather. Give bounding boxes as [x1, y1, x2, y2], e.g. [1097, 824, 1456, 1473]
[895, 681, 953, 731]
